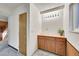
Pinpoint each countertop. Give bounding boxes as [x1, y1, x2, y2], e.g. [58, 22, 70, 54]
[38, 34, 66, 39]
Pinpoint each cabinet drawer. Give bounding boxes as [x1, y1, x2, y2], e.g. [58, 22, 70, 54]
[56, 38, 66, 42]
[46, 37, 55, 41]
[38, 36, 46, 39]
[56, 40, 66, 45]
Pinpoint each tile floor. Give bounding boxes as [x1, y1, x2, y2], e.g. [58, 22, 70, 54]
[33, 49, 58, 56]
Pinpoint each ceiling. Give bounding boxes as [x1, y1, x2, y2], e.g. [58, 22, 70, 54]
[34, 3, 64, 11]
[0, 3, 64, 19]
[0, 3, 26, 19]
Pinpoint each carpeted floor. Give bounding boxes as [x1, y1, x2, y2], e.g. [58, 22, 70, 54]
[0, 45, 23, 56]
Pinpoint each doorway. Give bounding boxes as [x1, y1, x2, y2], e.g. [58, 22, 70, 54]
[0, 21, 8, 41]
[19, 13, 27, 55]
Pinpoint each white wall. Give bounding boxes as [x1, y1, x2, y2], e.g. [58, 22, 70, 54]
[41, 9, 63, 35]
[63, 4, 79, 49]
[8, 4, 30, 50]
[8, 3, 41, 56]
[27, 4, 41, 56]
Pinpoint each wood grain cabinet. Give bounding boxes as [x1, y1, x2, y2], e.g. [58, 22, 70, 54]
[38, 36, 45, 50]
[45, 37, 55, 53]
[38, 35, 66, 56]
[56, 38, 66, 55]
[67, 41, 79, 56]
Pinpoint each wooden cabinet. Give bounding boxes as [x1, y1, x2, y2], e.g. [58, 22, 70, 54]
[38, 35, 66, 56]
[45, 37, 55, 52]
[38, 36, 45, 50]
[56, 38, 66, 55]
[67, 41, 79, 56]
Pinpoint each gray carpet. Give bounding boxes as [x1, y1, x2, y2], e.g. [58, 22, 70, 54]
[0, 34, 23, 56]
[0, 45, 23, 56]
[33, 49, 58, 56]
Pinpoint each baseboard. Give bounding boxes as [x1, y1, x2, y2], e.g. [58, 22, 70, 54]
[8, 45, 18, 51]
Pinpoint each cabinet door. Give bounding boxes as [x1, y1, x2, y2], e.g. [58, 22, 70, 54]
[38, 36, 45, 50]
[44, 37, 55, 53]
[56, 38, 66, 55]
[67, 41, 79, 56]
